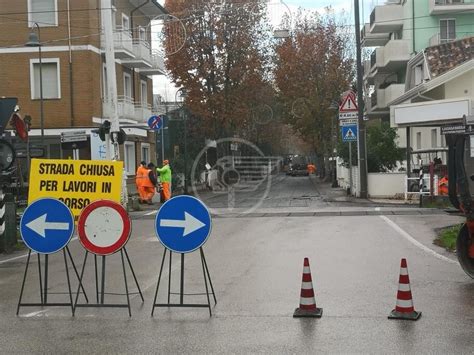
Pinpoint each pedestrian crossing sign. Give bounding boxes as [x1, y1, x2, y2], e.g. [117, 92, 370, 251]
[342, 125, 358, 142]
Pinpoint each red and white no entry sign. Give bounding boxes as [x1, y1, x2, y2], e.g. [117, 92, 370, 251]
[78, 200, 131, 255]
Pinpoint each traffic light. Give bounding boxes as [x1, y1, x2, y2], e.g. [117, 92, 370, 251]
[0, 97, 18, 135]
[111, 129, 127, 145]
[98, 120, 111, 141]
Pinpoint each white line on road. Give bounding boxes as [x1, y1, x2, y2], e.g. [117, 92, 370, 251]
[380, 215, 457, 264]
[21, 310, 48, 318]
[144, 210, 158, 216]
[0, 237, 78, 265]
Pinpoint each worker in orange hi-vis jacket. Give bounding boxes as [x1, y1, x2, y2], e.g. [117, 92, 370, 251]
[438, 175, 448, 195]
[135, 161, 149, 203]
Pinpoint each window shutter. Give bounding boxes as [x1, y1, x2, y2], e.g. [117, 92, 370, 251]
[30, 0, 56, 26]
[33, 62, 59, 99]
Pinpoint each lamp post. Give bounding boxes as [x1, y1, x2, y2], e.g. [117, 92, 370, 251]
[329, 101, 339, 188]
[175, 88, 188, 194]
[25, 23, 44, 146]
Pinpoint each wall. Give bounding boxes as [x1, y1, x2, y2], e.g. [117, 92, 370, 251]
[367, 172, 406, 198]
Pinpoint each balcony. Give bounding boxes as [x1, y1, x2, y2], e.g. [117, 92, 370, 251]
[369, 3, 403, 34]
[361, 23, 390, 47]
[429, 0, 474, 15]
[363, 60, 374, 85]
[139, 50, 166, 75]
[369, 84, 405, 114]
[370, 47, 384, 71]
[371, 40, 411, 72]
[429, 33, 463, 46]
[121, 39, 152, 68]
[134, 103, 152, 123]
[102, 96, 136, 121]
[105, 26, 134, 59]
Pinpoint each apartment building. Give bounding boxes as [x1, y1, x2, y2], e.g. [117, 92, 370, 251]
[361, 0, 474, 169]
[0, 0, 166, 176]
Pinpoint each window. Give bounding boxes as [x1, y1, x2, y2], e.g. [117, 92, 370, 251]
[102, 64, 108, 99]
[440, 19, 456, 43]
[416, 132, 422, 150]
[124, 142, 136, 175]
[140, 80, 147, 105]
[414, 64, 423, 86]
[122, 13, 130, 31]
[141, 143, 150, 163]
[139, 26, 146, 41]
[431, 129, 438, 148]
[28, 0, 58, 27]
[30, 58, 61, 99]
[123, 72, 132, 98]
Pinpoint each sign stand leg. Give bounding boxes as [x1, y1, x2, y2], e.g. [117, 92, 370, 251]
[37, 254, 43, 304]
[200, 248, 212, 316]
[73, 251, 89, 316]
[151, 248, 167, 316]
[16, 250, 32, 315]
[44, 254, 49, 304]
[63, 249, 74, 315]
[180, 253, 185, 305]
[100, 255, 106, 304]
[200, 248, 217, 305]
[123, 247, 144, 302]
[66, 246, 88, 303]
[94, 254, 99, 303]
[120, 249, 132, 317]
[168, 251, 172, 304]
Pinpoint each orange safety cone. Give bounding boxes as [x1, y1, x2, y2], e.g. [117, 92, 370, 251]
[388, 258, 421, 321]
[293, 257, 322, 318]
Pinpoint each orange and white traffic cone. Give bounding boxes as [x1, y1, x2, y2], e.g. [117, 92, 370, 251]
[293, 257, 322, 318]
[388, 258, 421, 320]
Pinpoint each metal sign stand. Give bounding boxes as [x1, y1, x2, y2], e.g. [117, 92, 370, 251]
[73, 247, 143, 317]
[16, 246, 89, 315]
[151, 247, 216, 316]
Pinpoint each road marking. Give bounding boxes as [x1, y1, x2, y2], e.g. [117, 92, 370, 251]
[380, 216, 457, 264]
[375, 207, 381, 211]
[22, 310, 48, 318]
[0, 237, 78, 265]
[145, 210, 158, 216]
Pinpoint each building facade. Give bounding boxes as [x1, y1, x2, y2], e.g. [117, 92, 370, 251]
[362, 0, 474, 171]
[0, 0, 166, 177]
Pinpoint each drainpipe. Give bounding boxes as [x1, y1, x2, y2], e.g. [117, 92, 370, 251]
[412, 0, 416, 53]
[67, 0, 75, 126]
[130, 0, 150, 103]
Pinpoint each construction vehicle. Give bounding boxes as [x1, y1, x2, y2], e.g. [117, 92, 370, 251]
[446, 129, 474, 278]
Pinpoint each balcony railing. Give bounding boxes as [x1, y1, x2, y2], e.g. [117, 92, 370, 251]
[121, 39, 153, 68]
[430, 0, 474, 14]
[134, 103, 152, 123]
[113, 26, 134, 58]
[140, 50, 166, 75]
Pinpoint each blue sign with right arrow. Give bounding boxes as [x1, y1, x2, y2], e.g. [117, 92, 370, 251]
[20, 198, 75, 254]
[155, 195, 212, 253]
[342, 124, 358, 142]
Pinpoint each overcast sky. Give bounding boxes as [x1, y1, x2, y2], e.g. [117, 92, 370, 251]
[154, 0, 376, 101]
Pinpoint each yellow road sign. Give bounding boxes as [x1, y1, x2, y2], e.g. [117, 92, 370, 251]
[28, 159, 124, 218]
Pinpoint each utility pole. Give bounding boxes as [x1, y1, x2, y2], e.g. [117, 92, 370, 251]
[101, 0, 120, 160]
[354, 0, 368, 198]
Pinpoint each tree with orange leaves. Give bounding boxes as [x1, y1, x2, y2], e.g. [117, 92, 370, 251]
[274, 9, 354, 176]
[163, 0, 272, 140]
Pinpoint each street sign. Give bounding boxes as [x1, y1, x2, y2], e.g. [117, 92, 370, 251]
[60, 130, 88, 143]
[339, 111, 358, 120]
[342, 125, 358, 142]
[20, 198, 74, 254]
[339, 118, 358, 127]
[155, 195, 212, 253]
[28, 159, 123, 218]
[78, 200, 131, 255]
[441, 124, 466, 135]
[339, 93, 358, 112]
[148, 115, 163, 130]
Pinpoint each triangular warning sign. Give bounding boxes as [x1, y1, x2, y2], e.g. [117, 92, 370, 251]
[345, 128, 355, 139]
[340, 94, 358, 112]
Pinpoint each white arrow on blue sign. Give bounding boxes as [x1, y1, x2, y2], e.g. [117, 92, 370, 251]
[155, 195, 211, 253]
[20, 198, 75, 254]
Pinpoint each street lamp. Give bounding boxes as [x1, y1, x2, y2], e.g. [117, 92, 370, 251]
[175, 88, 188, 194]
[25, 23, 44, 146]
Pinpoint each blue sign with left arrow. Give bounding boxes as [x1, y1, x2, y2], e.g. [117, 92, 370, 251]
[20, 198, 75, 254]
[155, 195, 212, 253]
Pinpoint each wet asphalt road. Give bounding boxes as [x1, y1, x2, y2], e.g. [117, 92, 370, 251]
[0, 175, 472, 353]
